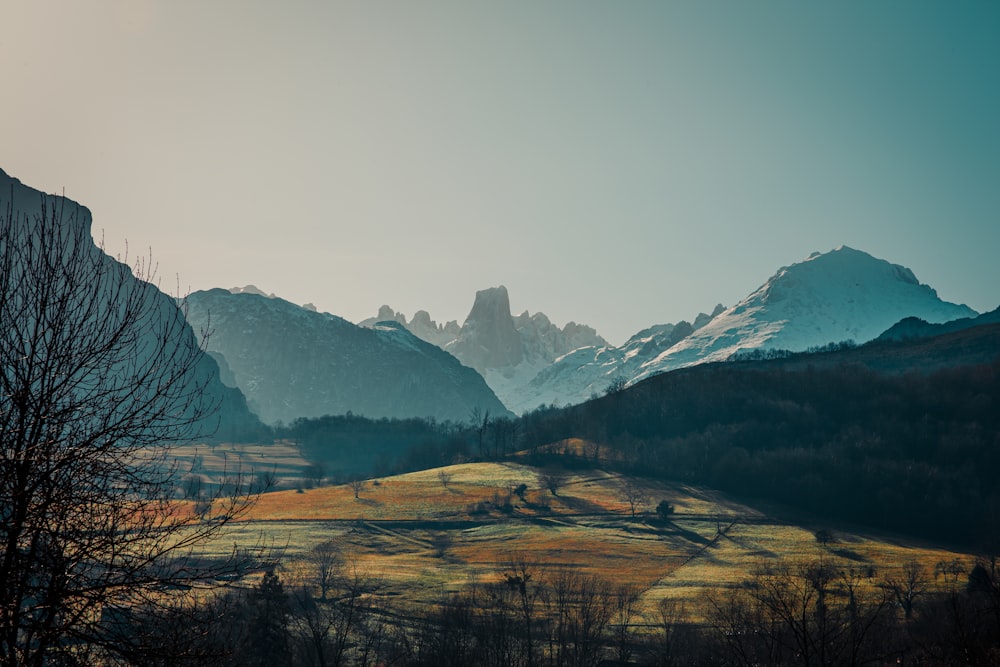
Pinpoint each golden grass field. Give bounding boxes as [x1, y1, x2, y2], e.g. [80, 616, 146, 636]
[170, 440, 311, 490]
[193, 439, 975, 622]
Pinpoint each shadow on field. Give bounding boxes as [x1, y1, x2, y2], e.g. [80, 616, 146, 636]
[831, 547, 872, 562]
[550, 494, 607, 515]
[665, 522, 713, 546]
[720, 532, 779, 559]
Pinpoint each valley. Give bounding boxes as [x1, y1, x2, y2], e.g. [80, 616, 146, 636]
[3, 164, 998, 663]
[195, 450, 971, 624]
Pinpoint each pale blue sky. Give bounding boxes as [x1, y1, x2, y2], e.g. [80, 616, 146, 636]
[3, 1, 997, 344]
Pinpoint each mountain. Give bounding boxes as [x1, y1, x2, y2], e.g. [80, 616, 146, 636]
[633, 246, 976, 380]
[0, 167, 262, 442]
[520, 246, 977, 411]
[359, 286, 609, 410]
[359, 306, 461, 347]
[445, 286, 528, 373]
[514, 305, 726, 412]
[184, 289, 510, 425]
[877, 305, 1000, 342]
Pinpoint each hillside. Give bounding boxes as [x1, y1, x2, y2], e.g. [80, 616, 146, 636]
[520, 323, 1000, 546]
[877, 305, 1000, 342]
[226, 458, 970, 623]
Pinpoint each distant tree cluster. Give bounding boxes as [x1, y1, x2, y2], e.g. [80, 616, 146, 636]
[727, 339, 858, 362]
[285, 408, 527, 481]
[285, 413, 470, 478]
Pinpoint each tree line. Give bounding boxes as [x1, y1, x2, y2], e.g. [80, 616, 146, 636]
[95, 544, 1000, 665]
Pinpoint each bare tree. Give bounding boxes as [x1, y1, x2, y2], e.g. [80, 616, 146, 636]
[295, 560, 381, 667]
[620, 480, 648, 519]
[547, 568, 615, 667]
[310, 540, 343, 601]
[708, 559, 894, 666]
[0, 186, 257, 665]
[883, 559, 927, 620]
[471, 407, 491, 459]
[255, 467, 279, 493]
[541, 470, 565, 497]
[305, 462, 326, 489]
[349, 478, 366, 499]
[650, 597, 689, 666]
[501, 556, 544, 667]
[611, 583, 643, 664]
[437, 469, 454, 490]
[431, 532, 453, 559]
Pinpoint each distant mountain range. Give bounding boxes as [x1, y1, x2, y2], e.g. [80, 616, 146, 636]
[360, 286, 609, 410]
[7, 164, 991, 445]
[184, 288, 510, 425]
[361, 246, 979, 413]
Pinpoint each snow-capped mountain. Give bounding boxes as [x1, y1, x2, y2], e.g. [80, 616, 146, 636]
[361, 286, 608, 409]
[513, 305, 726, 413]
[0, 167, 261, 441]
[632, 246, 976, 382]
[184, 289, 510, 425]
[517, 246, 977, 412]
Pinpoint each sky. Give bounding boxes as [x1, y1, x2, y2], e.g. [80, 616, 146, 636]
[2, 1, 998, 345]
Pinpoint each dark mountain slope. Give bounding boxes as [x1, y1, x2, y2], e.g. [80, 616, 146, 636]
[877, 306, 1000, 343]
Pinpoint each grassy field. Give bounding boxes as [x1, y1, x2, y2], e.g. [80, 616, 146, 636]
[202, 450, 974, 621]
[169, 440, 313, 491]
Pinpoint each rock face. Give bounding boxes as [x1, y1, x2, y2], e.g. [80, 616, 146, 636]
[358, 306, 460, 347]
[184, 289, 511, 425]
[0, 167, 262, 442]
[445, 287, 525, 374]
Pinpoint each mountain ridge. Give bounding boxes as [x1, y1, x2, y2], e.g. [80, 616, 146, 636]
[184, 288, 511, 425]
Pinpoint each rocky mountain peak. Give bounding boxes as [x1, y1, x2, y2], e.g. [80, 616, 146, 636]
[445, 286, 523, 373]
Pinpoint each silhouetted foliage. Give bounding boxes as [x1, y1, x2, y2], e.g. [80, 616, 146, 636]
[284, 413, 474, 477]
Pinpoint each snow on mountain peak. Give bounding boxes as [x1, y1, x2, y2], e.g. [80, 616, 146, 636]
[511, 246, 978, 414]
[635, 246, 977, 380]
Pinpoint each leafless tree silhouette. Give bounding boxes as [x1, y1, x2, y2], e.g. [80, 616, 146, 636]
[0, 189, 257, 666]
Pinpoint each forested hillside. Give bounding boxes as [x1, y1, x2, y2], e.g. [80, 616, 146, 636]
[520, 327, 1000, 547]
